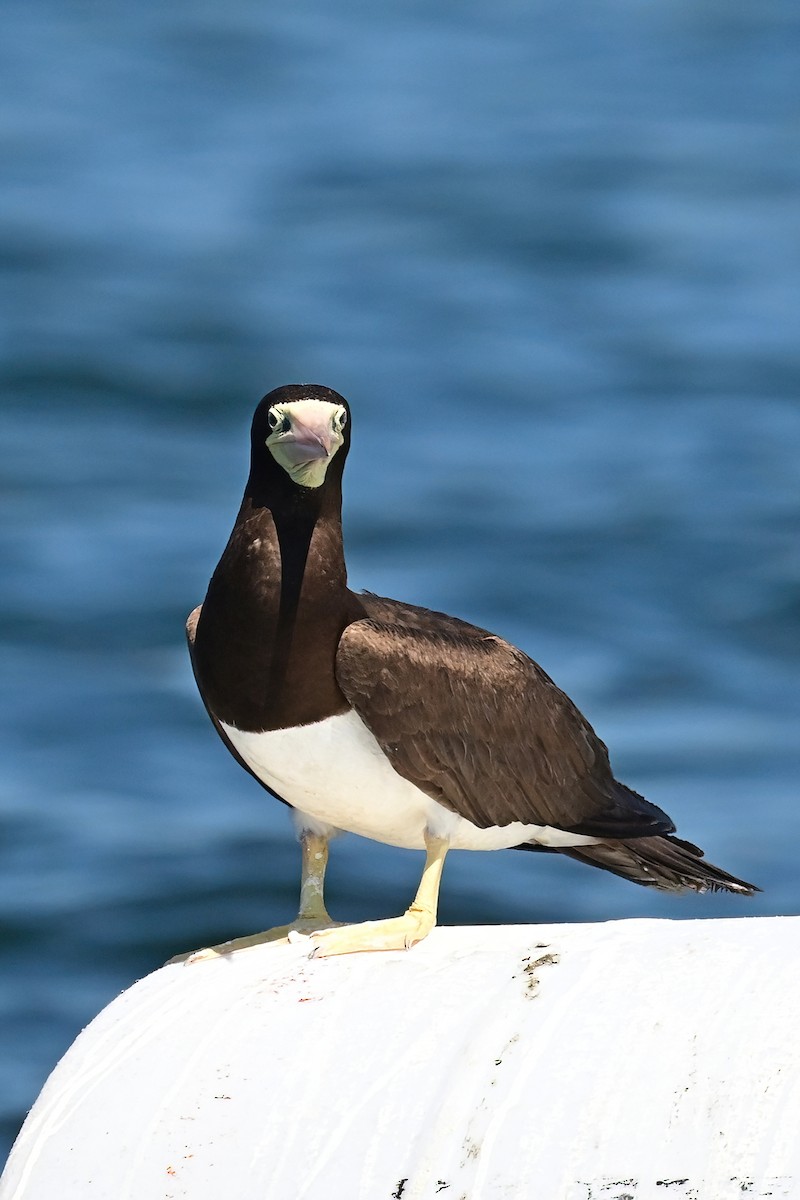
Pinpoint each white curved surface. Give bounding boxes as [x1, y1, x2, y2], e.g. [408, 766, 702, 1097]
[2, 918, 799, 1200]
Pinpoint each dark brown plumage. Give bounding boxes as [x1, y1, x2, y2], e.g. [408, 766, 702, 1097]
[181, 383, 757, 962]
[336, 601, 672, 840]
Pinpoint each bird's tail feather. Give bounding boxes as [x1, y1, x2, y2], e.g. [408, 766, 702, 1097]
[558, 833, 759, 895]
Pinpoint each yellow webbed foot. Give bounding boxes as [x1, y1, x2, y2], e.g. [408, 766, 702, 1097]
[305, 904, 437, 958]
[166, 830, 340, 965]
[167, 916, 343, 965]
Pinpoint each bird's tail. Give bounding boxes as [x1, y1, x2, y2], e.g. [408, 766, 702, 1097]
[559, 833, 759, 895]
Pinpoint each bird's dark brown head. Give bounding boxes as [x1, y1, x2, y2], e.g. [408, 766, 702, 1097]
[247, 383, 351, 505]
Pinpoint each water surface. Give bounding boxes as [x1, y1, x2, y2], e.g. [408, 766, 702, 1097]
[1, 0, 798, 1159]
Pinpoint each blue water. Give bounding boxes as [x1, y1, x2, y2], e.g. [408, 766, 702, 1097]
[1, 0, 798, 1160]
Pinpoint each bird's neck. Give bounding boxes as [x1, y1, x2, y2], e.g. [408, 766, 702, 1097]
[194, 482, 356, 731]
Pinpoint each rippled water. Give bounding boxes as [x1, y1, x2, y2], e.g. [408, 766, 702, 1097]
[1, 0, 798, 1160]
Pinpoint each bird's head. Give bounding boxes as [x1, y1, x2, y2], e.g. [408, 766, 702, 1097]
[250, 384, 351, 493]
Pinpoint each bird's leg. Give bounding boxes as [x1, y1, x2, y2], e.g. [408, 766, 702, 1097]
[168, 830, 339, 964]
[305, 831, 449, 958]
[294, 829, 337, 927]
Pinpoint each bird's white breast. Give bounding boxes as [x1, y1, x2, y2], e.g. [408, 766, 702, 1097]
[220, 710, 599, 853]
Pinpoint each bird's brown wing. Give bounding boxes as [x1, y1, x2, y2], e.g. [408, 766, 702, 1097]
[336, 596, 673, 839]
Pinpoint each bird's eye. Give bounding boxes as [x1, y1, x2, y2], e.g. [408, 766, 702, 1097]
[335, 408, 347, 430]
[268, 409, 290, 433]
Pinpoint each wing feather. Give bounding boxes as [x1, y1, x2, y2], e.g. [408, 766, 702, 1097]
[336, 595, 673, 838]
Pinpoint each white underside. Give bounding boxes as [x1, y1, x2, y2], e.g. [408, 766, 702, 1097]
[220, 710, 599, 852]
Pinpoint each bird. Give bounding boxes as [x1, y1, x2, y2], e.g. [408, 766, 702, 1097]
[179, 383, 758, 961]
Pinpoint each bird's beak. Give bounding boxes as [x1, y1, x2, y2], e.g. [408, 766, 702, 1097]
[279, 415, 335, 467]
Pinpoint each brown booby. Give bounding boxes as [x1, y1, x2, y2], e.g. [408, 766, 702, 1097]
[180, 383, 758, 961]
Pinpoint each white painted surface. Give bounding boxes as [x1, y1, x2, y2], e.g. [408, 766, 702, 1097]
[222, 710, 599, 850]
[2, 918, 799, 1200]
